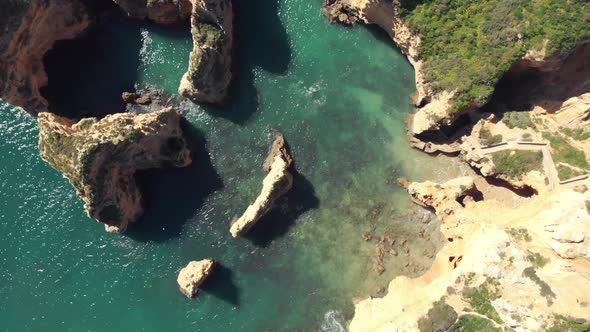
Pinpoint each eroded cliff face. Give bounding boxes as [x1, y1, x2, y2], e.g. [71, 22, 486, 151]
[113, 0, 192, 25]
[38, 108, 192, 232]
[0, 0, 92, 115]
[178, 0, 233, 104]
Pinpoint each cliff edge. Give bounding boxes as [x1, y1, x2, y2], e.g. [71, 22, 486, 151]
[38, 108, 192, 232]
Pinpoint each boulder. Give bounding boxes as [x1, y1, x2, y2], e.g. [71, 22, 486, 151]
[177, 259, 215, 298]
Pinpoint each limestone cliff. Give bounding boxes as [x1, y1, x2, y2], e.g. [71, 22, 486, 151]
[177, 259, 215, 298]
[38, 108, 192, 232]
[350, 178, 590, 332]
[112, 0, 192, 25]
[230, 132, 293, 238]
[178, 0, 233, 104]
[0, 0, 91, 115]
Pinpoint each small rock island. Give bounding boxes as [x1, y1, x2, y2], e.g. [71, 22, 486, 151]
[179, 0, 234, 104]
[177, 259, 215, 298]
[38, 108, 192, 232]
[230, 132, 294, 238]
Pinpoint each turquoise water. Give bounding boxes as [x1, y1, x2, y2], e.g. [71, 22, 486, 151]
[0, 1, 467, 331]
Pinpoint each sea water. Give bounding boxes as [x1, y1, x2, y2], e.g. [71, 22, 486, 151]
[0, 0, 469, 330]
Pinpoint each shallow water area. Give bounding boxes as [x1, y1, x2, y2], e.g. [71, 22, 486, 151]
[0, 1, 469, 331]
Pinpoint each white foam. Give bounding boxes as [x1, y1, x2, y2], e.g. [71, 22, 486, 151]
[320, 310, 346, 332]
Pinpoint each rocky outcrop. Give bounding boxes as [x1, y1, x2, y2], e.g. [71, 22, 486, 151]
[38, 108, 192, 232]
[0, 0, 92, 115]
[407, 177, 476, 216]
[177, 259, 215, 298]
[113, 0, 192, 25]
[178, 0, 233, 104]
[351, 180, 590, 332]
[230, 132, 293, 238]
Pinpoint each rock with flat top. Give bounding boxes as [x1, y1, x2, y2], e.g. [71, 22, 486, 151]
[177, 259, 215, 298]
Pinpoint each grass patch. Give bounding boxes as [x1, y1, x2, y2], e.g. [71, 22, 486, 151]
[462, 278, 503, 324]
[451, 314, 502, 332]
[562, 128, 590, 141]
[526, 251, 548, 268]
[503, 111, 535, 129]
[492, 150, 543, 179]
[557, 164, 586, 181]
[522, 266, 555, 305]
[507, 227, 532, 242]
[543, 133, 589, 169]
[547, 315, 590, 332]
[479, 128, 503, 146]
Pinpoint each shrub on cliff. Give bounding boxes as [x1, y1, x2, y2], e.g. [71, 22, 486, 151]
[400, 0, 590, 113]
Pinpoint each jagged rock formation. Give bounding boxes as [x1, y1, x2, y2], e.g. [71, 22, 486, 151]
[112, 0, 192, 25]
[178, 0, 233, 104]
[230, 132, 293, 238]
[407, 177, 476, 216]
[0, 0, 91, 115]
[38, 108, 192, 232]
[177, 259, 215, 298]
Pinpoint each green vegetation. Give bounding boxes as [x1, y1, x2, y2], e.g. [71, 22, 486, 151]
[543, 133, 589, 169]
[526, 251, 548, 268]
[492, 150, 543, 178]
[462, 278, 503, 324]
[479, 128, 503, 146]
[562, 128, 590, 141]
[507, 227, 532, 242]
[586, 200, 590, 215]
[400, 0, 590, 112]
[451, 314, 501, 332]
[547, 315, 590, 332]
[521, 133, 533, 142]
[197, 22, 223, 46]
[522, 266, 555, 305]
[557, 164, 586, 181]
[502, 111, 535, 129]
[418, 298, 458, 332]
[78, 119, 94, 131]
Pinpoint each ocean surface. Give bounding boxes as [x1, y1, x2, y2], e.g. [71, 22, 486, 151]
[0, 1, 468, 331]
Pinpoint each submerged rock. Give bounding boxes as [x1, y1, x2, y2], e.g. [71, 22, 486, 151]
[177, 259, 215, 298]
[230, 132, 293, 238]
[179, 0, 233, 104]
[38, 108, 192, 232]
[0, 0, 92, 115]
[113, 0, 192, 25]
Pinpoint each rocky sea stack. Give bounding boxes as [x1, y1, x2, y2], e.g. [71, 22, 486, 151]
[38, 108, 192, 232]
[230, 132, 294, 238]
[177, 259, 215, 298]
[179, 0, 233, 104]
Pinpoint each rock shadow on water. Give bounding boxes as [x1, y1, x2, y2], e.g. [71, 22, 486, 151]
[127, 121, 223, 242]
[199, 263, 240, 306]
[244, 171, 319, 248]
[41, 7, 145, 119]
[200, 0, 292, 125]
